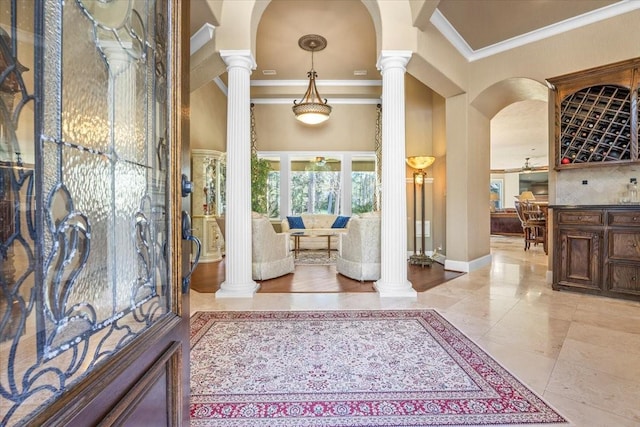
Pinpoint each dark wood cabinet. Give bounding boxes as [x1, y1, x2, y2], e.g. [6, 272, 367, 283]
[554, 216, 603, 292]
[547, 58, 640, 170]
[608, 263, 640, 294]
[605, 211, 640, 298]
[553, 206, 640, 301]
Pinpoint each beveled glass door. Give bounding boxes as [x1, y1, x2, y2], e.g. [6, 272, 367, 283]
[1, 1, 188, 425]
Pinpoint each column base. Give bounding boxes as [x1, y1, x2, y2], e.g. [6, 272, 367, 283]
[215, 281, 260, 298]
[373, 280, 417, 298]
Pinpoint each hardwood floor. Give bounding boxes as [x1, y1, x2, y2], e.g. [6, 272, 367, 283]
[190, 258, 465, 293]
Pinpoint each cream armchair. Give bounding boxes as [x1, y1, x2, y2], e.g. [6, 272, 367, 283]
[336, 214, 381, 281]
[252, 214, 295, 280]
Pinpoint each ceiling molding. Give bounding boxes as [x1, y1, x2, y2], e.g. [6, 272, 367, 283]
[251, 80, 382, 87]
[213, 76, 227, 96]
[432, 1, 640, 62]
[213, 78, 380, 104]
[190, 23, 215, 56]
[430, 10, 475, 59]
[251, 98, 380, 105]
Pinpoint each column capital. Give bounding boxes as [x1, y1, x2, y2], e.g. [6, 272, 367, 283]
[376, 50, 412, 73]
[100, 40, 134, 75]
[220, 50, 257, 71]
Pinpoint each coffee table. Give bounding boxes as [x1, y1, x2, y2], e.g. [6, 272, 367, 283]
[290, 231, 342, 259]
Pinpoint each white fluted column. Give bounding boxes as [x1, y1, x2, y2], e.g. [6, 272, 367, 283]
[216, 50, 259, 298]
[374, 51, 416, 298]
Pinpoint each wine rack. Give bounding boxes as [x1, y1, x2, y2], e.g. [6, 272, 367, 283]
[560, 85, 631, 164]
[548, 58, 640, 170]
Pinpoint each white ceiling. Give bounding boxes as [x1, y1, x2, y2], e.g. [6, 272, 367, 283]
[190, 1, 636, 171]
[491, 100, 548, 171]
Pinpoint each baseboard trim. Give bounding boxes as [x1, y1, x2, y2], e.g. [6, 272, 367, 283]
[546, 270, 553, 284]
[444, 254, 492, 273]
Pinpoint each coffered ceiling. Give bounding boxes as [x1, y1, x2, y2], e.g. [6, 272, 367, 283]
[190, 0, 634, 170]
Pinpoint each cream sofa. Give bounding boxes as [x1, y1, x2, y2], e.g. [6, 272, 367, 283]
[336, 213, 381, 281]
[280, 213, 350, 250]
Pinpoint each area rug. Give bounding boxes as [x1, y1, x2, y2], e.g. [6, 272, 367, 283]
[294, 250, 337, 265]
[190, 310, 568, 426]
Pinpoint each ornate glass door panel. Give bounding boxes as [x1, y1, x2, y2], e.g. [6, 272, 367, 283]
[0, 1, 186, 425]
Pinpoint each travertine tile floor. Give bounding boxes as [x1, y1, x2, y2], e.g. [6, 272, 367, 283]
[191, 236, 640, 426]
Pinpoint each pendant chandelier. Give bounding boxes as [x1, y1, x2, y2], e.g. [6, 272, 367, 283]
[292, 34, 332, 125]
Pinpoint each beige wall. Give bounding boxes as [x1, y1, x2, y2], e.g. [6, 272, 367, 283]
[445, 93, 469, 262]
[252, 103, 377, 152]
[405, 74, 438, 253]
[467, 106, 491, 261]
[190, 81, 227, 151]
[431, 93, 447, 254]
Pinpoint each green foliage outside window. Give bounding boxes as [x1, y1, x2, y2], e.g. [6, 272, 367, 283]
[351, 171, 375, 214]
[267, 171, 280, 218]
[291, 164, 341, 215]
[251, 153, 272, 213]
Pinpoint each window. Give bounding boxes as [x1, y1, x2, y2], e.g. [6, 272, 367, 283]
[290, 157, 341, 215]
[351, 157, 376, 214]
[490, 178, 503, 210]
[260, 152, 376, 217]
[267, 161, 280, 218]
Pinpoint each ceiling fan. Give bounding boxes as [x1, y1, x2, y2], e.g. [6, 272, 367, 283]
[502, 157, 548, 174]
[312, 156, 340, 166]
[521, 157, 534, 172]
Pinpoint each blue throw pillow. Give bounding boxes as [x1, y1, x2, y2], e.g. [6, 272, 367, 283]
[331, 215, 350, 228]
[287, 216, 305, 229]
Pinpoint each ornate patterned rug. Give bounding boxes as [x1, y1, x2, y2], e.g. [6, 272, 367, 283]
[190, 310, 567, 426]
[293, 250, 337, 265]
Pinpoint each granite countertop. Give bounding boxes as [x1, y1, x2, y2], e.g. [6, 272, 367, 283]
[549, 204, 640, 209]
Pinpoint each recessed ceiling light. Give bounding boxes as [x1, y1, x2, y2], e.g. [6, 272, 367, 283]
[354, 70, 367, 76]
[262, 70, 277, 76]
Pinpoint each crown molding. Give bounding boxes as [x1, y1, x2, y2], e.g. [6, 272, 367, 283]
[190, 23, 215, 56]
[251, 79, 382, 87]
[251, 98, 380, 105]
[431, 0, 640, 62]
[213, 76, 227, 96]
[211, 78, 380, 104]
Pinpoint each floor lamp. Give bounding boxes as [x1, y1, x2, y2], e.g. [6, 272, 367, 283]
[406, 156, 435, 267]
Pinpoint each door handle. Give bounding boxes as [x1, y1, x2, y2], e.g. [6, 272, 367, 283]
[181, 210, 201, 293]
[181, 173, 194, 197]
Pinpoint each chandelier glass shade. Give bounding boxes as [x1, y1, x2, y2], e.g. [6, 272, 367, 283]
[293, 34, 331, 125]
